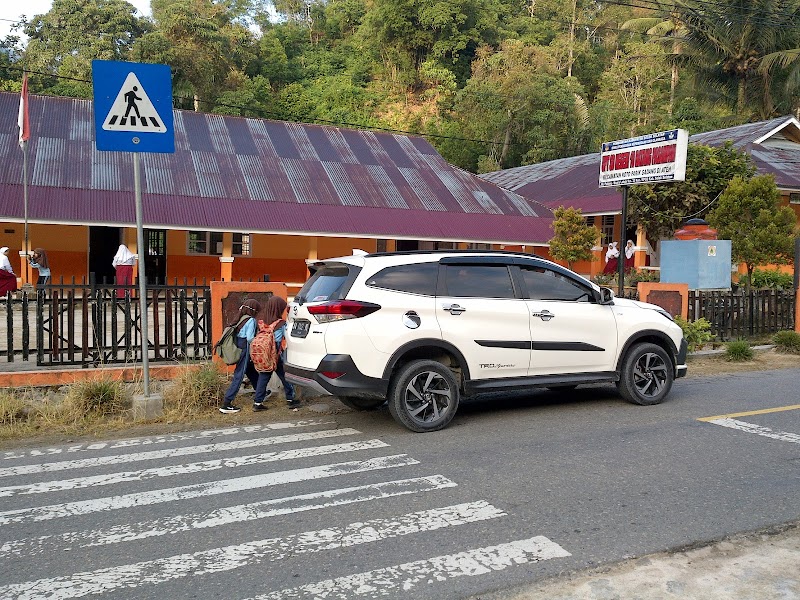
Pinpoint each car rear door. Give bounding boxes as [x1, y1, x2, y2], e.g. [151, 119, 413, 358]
[435, 258, 530, 380]
[516, 263, 618, 376]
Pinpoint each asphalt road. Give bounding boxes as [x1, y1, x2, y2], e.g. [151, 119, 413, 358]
[1, 369, 798, 599]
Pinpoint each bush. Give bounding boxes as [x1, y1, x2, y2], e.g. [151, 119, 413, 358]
[725, 340, 753, 362]
[739, 269, 794, 290]
[773, 330, 800, 354]
[64, 378, 128, 418]
[674, 315, 713, 351]
[626, 268, 659, 286]
[163, 362, 227, 417]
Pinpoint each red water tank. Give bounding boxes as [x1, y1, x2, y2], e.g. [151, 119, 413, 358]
[674, 218, 718, 240]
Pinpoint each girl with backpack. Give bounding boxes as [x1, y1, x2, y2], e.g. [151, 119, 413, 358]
[220, 299, 262, 414]
[252, 295, 297, 411]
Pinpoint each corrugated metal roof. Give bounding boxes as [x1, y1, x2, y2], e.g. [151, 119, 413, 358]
[0, 92, 554, 245]
[480, 117, 800, 213]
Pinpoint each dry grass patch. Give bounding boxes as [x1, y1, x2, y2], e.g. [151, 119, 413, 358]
[162, 362, 227, 418]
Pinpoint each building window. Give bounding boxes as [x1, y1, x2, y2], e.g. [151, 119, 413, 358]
[601, 215, 615, 244]
[466, 242, 491, 250]
[188, 232, 250, 256]
[790, 193, 800, 204]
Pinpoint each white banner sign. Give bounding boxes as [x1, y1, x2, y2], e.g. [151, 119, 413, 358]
[599, 129, 689, 187]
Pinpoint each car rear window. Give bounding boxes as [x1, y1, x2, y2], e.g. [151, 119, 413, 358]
[296, 264, 354, 303]
[365, 262, 438, 295]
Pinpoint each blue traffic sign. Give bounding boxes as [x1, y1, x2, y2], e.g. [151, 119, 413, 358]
[92, 60, 175, 153]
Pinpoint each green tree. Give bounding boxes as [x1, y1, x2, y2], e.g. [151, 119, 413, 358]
[678, 0, 800, 118]
[707, 175, 796, 292]
[628, 142, 755, 241]
[23, 0, 149, 96]
[548, 206, 599, 269]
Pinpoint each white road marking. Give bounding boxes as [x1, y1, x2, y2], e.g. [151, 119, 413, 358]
[0, 420, 333, 461]
[1, 475, 458, 558]
[0, 454, 418, 526]
[0, 501, 506, 599]
[0, 439, 387, 498]
[709, 418, 800, 444]
[254, 536, 571, 599]
[0, 427, 360, 478]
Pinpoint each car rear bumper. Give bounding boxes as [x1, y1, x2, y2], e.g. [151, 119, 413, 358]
[285, 354, 389, 399]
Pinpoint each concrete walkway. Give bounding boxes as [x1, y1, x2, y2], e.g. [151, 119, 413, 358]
[491, 521, 800, 600]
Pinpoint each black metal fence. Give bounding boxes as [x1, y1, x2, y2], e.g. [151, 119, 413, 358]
[688, 289, 795, 340]
[2, 281, 211, 367]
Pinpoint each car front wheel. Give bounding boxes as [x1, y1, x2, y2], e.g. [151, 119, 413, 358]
[388, 360, 460, 432]
[617, 342, 674, 405]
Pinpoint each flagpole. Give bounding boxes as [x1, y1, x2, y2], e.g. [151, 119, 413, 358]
[23, 139, 29, 271]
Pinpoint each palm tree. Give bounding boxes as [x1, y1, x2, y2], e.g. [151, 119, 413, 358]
[676, 0, 800, 118]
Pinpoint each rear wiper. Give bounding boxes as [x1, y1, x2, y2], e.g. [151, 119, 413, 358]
[295, 295, 306, 306]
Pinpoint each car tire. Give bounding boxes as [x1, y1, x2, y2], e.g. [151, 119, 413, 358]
[337, 396, 386, 411]
[617, 342, 674, 406]
[388, 360, 460, 432]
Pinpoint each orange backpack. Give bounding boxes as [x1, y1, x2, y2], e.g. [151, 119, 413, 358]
[249, 319, 281, 373]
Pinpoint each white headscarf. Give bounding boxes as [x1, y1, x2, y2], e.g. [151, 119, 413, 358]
[0, 247, 13, 273]
[625, 240, 635, 259]
[605, 242, 619, 262]
[112, 244, 136, 267]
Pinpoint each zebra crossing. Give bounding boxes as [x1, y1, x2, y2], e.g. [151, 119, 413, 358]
[0, 419, 571, 599]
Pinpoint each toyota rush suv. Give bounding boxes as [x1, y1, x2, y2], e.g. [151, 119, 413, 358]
[285, 250, 688, 432]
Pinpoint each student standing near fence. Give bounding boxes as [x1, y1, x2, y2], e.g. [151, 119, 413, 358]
[0, 246, 17, 296]
[27, 248, 50, 291]
[112, 244, 136, 298]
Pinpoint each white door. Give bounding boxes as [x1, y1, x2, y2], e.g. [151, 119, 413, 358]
[518, 264, 618, 376]
[435, 263, 530, 380]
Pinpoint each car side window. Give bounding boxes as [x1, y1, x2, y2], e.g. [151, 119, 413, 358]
[520, 265, 591, 301]
[366, 263, 438, 295]
[444, 265, 515, 298]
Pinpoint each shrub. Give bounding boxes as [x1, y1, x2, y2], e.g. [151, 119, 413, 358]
[626, 268, 659, 286]
[739, 269, 794, 290]
[592, 273, 615, 287]
[674, 315, 713, 351]
[773, 330, 800, 354]
[163, 362, 227, 417]
[64, 378, 128, 418]
[725, 340, 753, 362]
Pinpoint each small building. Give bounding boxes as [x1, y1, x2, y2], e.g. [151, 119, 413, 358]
[480, 116, 800, 277]
[0, 92, 555, 292]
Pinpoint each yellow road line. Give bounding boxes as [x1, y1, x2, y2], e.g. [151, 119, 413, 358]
[697, 404, 800, 422]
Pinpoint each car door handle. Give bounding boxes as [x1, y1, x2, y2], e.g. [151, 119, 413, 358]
[532, 310, 554, 321]
[442, 303, 466, 315]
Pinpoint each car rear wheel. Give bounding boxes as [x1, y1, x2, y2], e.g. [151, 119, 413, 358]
[388, 360, 460, 432]
[617, 342, 674, 405]
[337, 396, 386, 411]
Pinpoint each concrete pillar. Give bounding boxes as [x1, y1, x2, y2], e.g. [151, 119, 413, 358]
[219, 257, 234, 281]
[634, 225, 647, 269]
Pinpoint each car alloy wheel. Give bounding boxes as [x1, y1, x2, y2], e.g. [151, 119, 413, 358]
[388, 359, 460, 432]
[617, 342, 674, 405]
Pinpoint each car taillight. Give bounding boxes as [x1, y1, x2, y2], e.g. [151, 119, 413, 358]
[306, 300, 381, 323]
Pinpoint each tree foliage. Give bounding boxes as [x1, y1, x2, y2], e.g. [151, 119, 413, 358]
[548, 206, 599, 269]
[707, 175, 797, 291]
[628, 143, 756, 241]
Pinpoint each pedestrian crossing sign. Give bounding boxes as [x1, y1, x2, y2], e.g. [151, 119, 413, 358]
[92, 60, 174, 153]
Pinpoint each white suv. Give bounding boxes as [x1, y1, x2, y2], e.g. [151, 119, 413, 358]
[285, 250, 688, 432]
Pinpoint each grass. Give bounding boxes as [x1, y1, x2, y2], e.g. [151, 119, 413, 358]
[773, 330, 800, 354]
[0, 361, 230, 442]
[725, 340, 754, 362]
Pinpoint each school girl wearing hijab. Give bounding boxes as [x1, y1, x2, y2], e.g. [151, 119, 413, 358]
[111, 244, 136, 298]
[220, 299, 262, 414]
[602, 242, 619, 274]
[624, 240, 635, 272]
[252, 295, 297, 411]
[0, 247, 18, 296]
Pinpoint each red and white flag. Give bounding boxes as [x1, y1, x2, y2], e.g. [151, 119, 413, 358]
[18, 73, 30, 148]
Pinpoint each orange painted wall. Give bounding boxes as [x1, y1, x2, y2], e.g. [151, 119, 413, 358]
[0, 223, 88, 283]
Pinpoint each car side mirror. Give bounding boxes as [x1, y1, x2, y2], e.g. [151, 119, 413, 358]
[597, 287, 615, 305]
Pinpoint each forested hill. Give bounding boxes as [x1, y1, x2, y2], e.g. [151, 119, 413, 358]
[1, 0, 798, 173]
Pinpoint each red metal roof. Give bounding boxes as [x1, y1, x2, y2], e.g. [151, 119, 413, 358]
[0, 92, 554, 245]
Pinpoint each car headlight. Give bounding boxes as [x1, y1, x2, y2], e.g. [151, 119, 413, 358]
[654, 308, 675, 322]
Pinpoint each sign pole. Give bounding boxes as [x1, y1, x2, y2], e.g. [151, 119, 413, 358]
[618, 185, 628, 298]
[22, 140, 29, 283]
[133, 152, 151, 397]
